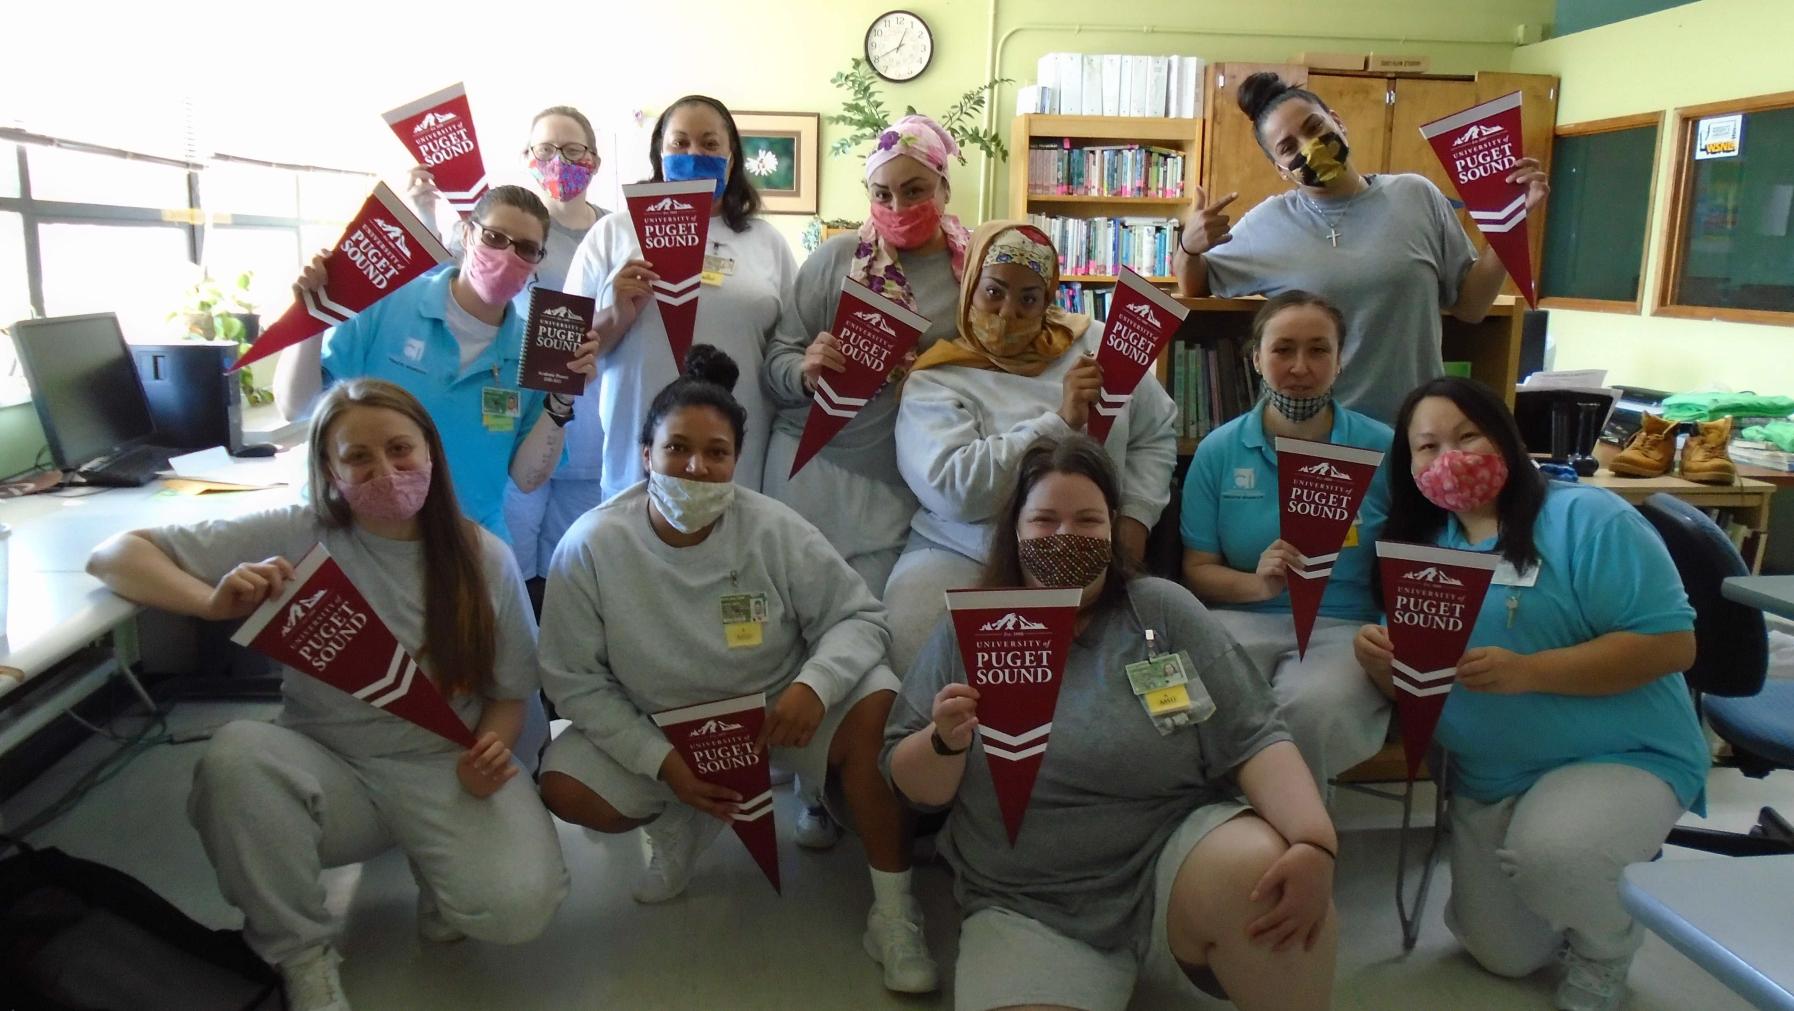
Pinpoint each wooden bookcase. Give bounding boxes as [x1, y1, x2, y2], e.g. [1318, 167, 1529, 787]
[1007, 115, 1204, 289]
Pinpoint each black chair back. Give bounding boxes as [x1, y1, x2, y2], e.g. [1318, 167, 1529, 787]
[1635, 492, 1767, 698]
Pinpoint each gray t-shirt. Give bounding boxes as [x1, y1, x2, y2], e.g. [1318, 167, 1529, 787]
[1205, 173, 1477, 424]
[881, 576, 1288, 951]
[146, 504, 539, 756]
[763, 231, 960, 485]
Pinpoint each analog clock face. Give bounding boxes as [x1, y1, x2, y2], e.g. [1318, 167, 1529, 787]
[866, 11, 932, 82]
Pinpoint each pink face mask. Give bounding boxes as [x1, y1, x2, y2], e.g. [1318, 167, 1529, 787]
[869, 199, 944, 250]
[335, 465, 432, 523]
[462, 236, 536, 305]
[528, 154, 595, 202]
[1415, 450, 1509, 513]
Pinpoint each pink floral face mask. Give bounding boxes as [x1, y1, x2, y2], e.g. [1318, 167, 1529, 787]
[1415, 450, 1508, 513]
[335, 465, 432, 522]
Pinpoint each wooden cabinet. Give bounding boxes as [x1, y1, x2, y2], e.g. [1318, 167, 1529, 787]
[1201, 62, 1308, 215]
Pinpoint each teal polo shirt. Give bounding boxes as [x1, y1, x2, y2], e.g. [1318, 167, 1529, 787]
[319, 266, 544, 542]
[1180, 402, 1393, 622]
[1434, 482, 1708, 812]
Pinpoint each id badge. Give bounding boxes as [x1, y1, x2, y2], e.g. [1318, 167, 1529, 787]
[1125, 650, 1216, 731]
[1492, 559, 1540, 587]
[721, 592, 768, 648]
[481, 386, 521, 432]
[1342, 522, 1359, 549]
[701, 254, 735, 287]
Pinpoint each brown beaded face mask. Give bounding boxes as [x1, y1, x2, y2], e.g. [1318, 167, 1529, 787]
[1017, 533, 1112, 589]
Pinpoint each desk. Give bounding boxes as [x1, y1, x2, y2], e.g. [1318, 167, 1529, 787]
[1722, 576, 1794, 621]
[1621, 855, 1794, 1011]
[1584, 471, 1776, 573]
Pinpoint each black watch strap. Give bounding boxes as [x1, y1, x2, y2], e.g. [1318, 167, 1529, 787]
[930, 727, 969, 756]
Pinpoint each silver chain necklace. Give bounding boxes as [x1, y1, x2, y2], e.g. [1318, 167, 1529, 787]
[1298, 192, 1350, 248]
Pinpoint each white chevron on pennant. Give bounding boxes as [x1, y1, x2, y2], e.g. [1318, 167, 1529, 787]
[302, 288, 352, 327]
[1291, 566, 1334, 580]
[979, 723, 1052, 747]
[1395, 679, 1455, 698]
[652, 275, 701, 295]
[733, 790, 776, 822]
[352, 644, 407, 699]
[1469, 195, 1526, 220]
[1393, 658, 1457, 684]
[816, 376, 870, 408]
[365, 657, 420, 708]
[981, 739, 1050, 762]
[439, 176, 491, 202]
[655, 289, 701, 307]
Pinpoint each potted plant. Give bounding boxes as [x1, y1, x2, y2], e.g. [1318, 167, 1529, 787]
[826, 58, 1012, 164]
[170, 271, 273, 406]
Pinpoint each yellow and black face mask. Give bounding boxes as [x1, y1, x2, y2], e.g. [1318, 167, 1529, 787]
[1288, 132, 1350, 186]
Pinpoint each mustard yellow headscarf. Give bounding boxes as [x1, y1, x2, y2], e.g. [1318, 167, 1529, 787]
[910, 220, 1089, 377]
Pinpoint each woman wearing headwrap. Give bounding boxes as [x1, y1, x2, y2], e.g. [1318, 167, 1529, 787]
[885, 221, 1179, 675]
[763, 114, 972, 597]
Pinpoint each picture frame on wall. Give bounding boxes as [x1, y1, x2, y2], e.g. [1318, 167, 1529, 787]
[732, 111, 820, 215]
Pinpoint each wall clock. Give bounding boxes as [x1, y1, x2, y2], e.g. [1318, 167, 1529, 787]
[865, 10, 933, 83]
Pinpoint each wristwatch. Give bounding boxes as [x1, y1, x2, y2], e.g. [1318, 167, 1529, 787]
[545, 393, 575, 428]
[929, 727, 969, 756]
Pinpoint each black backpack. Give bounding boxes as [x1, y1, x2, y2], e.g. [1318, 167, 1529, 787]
[0, 843, 282, 1011]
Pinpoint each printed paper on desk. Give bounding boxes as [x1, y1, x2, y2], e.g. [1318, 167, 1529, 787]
[233, 183, 451, 370]
[789, 278, 929, 478]
[1277, 438, 1383, 658]
[232, 544, 475, 748]
[653, 693, 779, 893]
[623, 180, 715, 370]
[383, 83, 489, 215]
[1088, 267, 1189, 445]
[946, 587, 1082, 844]
[1419, 92, 1537, 307]
[1375, 541, 1500, 779]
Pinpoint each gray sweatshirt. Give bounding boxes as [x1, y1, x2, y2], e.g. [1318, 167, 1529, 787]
[537, 482, 894, 778]
[894, 325, 1180, 562]
[763, 232, 960, 485]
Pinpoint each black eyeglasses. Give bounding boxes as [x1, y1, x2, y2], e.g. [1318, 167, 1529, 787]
[468, 221, 547, 264]
[528, 142, 592, 163]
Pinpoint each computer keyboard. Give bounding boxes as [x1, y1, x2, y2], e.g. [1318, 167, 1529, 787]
[72, 445, 173, 488]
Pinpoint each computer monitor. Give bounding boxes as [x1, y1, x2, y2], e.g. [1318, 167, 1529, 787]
[13, 313, 159, 471]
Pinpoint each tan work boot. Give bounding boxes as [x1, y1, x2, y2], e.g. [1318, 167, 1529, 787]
[1610, 413, 1677, 478]
[1681, 416, 1737, 484]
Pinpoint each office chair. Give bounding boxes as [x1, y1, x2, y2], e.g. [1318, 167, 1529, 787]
[1635, 492, 1794, 856]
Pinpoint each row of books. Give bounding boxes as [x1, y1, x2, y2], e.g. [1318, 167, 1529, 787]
[1025, 141, 1187, 198]
[1029, 214, 1184, 279]
[1056, 282, 1113, 320]
[1020, 53, 1206, 119]
[1169, 339, 1261, 440]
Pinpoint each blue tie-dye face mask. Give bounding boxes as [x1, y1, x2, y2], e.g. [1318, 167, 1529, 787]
[661, 154, 729, 200]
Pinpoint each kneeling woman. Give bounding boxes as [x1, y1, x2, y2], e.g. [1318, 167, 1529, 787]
[886, 436, 1338, 1011]
[536, 345, 938, 995]
[1355, 377, 1706, 1011]
[87, 379, 568, 1011]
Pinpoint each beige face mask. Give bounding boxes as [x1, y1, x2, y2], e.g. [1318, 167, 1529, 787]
[967, 305, 1046, 358]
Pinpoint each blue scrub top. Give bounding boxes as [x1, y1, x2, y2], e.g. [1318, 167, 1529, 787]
[320, 265, 545, 542]
[1433, 482, 1708, 813]
[1180, 402, 1393, 623]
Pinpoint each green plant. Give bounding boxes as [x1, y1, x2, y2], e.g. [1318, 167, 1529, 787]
[826, 58, 1012, 165]
[170, 271, 272, 405]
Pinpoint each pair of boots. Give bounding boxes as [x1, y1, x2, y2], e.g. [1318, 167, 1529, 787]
[1611, 414, 1736, 484]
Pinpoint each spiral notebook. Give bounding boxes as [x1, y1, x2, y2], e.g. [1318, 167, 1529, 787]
[518, 288, 595, 396]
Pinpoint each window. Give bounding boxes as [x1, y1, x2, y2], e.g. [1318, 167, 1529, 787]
[0, 211, 29, 402]
[1540, 114, 1660, 311]
[1659, 92, 1794, 324]
[202, 225, 303, 317]
[201, 162, 299, 218]
[38, 223, 194, 338]
[0, 143, 18, 199]
[25, 146, 191, 209]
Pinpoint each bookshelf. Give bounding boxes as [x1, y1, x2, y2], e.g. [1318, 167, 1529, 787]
[1008, 115, 1203, 317]
[1160, 295, 1526, 456]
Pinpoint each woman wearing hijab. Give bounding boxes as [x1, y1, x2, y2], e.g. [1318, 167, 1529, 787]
[886, 221, 1179, 674]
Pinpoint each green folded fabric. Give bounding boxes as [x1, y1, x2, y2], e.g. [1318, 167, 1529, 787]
[1661, 391, 1794, 423]
[1741, 421, 1794, 453]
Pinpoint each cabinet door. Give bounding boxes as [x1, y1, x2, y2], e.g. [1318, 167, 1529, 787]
[1390, 77, 1481, 238]
[1305, 73, 1393, 173]
[1203, 62, 1308, 220]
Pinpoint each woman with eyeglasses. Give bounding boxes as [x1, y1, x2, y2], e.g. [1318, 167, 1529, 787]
[407, 107, 612, 605]
[563, 94, 797, 502]
[275, 185, 595, 547]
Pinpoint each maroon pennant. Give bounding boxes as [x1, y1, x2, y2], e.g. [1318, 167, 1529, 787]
[1276, 438, 1384, 657]
[1089, 267, 1188, 444]
[789, 278, 929, 478]
[384, 82, 489, 216]
[1420, 92, 1537, 307]
[623, 180, 715, 369]
[652, 693, 779, 893]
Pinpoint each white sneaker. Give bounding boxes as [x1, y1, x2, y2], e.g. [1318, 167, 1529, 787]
[794, 804, 843, 850]
[415, 881, 466, 944]
[632, 802, 724, 904]
[863, 899, 940, 994]
[1555, 946, 1632, 1011]
[280, 946, 351, 1011]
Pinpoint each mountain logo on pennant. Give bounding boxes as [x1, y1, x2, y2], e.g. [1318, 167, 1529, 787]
[643, 196, 696, 212]
[981, 612, 1047, 632]
[413, 111, 459, 133]
[375, 219, 411, 258]
[1123, 301, 1162, 327]
[282, 588, 328, 636]
[1453, 123, 1504, 144]
[692, 718, 746, 736]
[1277, 437, 1385, 659]
[1404, 566, 1465, 586]
[787, 277, 928, 479]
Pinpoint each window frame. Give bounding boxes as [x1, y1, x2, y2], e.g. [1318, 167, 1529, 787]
[1654, 89, 1794, 327]
[1538, 111, 1663, 316]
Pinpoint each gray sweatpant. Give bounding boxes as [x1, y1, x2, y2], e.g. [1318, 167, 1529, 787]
[1445, 760, 1687, 975]
[1210, 610, 1391, 791]
[884, 546, 985, 679]
[188, 719, 570, 966]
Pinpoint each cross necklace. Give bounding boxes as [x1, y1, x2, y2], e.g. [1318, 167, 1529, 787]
[1299, 193, 1350, 248]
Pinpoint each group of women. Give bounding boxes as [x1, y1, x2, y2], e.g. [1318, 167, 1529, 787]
[80, 72, 1713, 1011]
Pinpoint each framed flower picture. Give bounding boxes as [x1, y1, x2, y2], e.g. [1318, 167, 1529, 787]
[733, 111, 820, 215]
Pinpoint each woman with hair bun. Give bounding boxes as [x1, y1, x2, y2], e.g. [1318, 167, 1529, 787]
[1172, 72, 1549, 424]
[535, 345, 939, 996]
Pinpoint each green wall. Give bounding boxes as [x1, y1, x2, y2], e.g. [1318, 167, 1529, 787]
[1, 402, 46, 477]
[1511, 0, 1794, 393]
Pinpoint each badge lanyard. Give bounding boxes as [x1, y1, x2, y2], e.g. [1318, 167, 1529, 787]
[1121, 596, 1216, 736]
